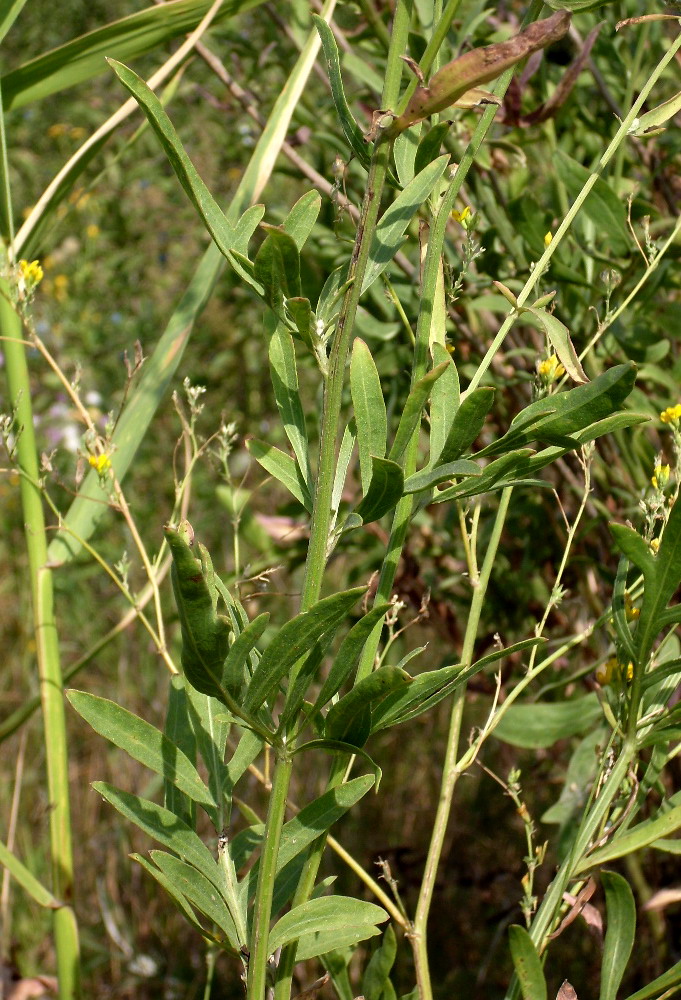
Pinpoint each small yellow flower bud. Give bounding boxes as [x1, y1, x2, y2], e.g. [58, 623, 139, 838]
[544, 231, 553, 247]
[452, 205, 472, 229]
[19, 259, 44, 285]
[660, 404, 681, 425]
[596, 656, 617, 686]
[651, 463, 670, 491]
[536, 355, 566, 382]
[650, 537, 660, 554]
[624, 592, 640, 622]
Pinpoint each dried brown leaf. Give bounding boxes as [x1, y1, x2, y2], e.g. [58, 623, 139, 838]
[642, 887, 681, 911]
[549, 877, 600, 941]
[525, 22, 603, 125]
[390, 11, 571, 133]
[617, 15, 681, 29]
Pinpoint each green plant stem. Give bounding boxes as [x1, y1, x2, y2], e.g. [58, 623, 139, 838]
[464, 28, 681, 400]
[246, 751, 293, 1000]
[357, 0, 391, 51]
[412, 486, 513, 1000]
[0, 279, 81, 999]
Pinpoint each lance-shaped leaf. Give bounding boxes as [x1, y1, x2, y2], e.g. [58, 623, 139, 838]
[363, 926, 397, 1000]
[313, 603, 392, 713]
[575, 805, 681, 873]
[414, 122, 452, 176]
[390, 11, 571, 133]
[283, 189, 321, 250]
[494, 694, 602, 749]
[631, 90, 681, 138]
[351, 339, 387, 494]
[164, 676, 198, 828]
[429, 344, 460, 463]
[356, 458, 404, 525]
[0, 838, 61, 909]
[68, 690, 217, 814]
[622, 959, 681, 1000]
[268, 322, 312, 490]
[479, 363, 636, 458]
[165, 523, 232, 703]
[389, 361, 449, 465]
[599, 872, 636, 1000]
[243, 588, 366, 713]
[150, 850, 239, 947]
[325, 667, 413, 747]
[255, 225, 302, 307]
[268, 896, 388, 956]
[132, 853, 220, 943]
[509, 925, 547, 1000]
[246, 438, 313, 511]
[222, 613, 270, 701]
[436, 387, 495, 464]
[522, 306, 588, 384]
[404, 460, 480, 495]
[362, 154, 450, 292]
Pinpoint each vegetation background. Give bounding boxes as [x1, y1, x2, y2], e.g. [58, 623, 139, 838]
[1, 1, 681, 998]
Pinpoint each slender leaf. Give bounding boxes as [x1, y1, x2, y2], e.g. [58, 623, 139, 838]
[362, 154, 450, 292]
[389, 362, 449, 465]
[268, 323, 312, 489]
[494, 694, 603, 749]
[429, 344, 460, 463]
[268, 896, 388, 955]
[414, 122, 451, 176]
[313, 15, 372, 170]
[222, 613, 270, 701]
[356, 457, 404, 524]
[623, 959, 681, 1000]
[404, 459, 481, 494]
[325, 667, 413, 746]
[524, 306, 588, 384]
[509, 925, 547, 1000]
[243, 588, 365, 713]
[576, 806, 681, 873]
[150, 850, 239, 946]
[351, 338, 387, 493]
[437, 387, 495, 464]
[313, 603, 392, 712]
[163, 676, 197, 827]
[600, 872, 636, 1000]
[68, 690, 216, 812]
[283, 189, 321, 250]
[0, 838, 60, 908]
[363, 925, 397, 1000]
[2, 0, 265, 110]
[297, 925, 382, 962]
[246, 437, 313, 511]
[132, 853, 217, 940]
[255, 225, 301, 305]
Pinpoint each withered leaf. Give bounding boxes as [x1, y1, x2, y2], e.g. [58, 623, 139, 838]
[389, 12, 571, 134]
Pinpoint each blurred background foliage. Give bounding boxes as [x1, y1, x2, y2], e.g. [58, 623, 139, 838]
[1, 1, 681, 997]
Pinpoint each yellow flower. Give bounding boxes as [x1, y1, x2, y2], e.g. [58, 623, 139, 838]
[595, 656, 617, 685]
[86, 223, 100, 239]
[660, 404, 681, 425]
[544, 231, 553, 247]
[451, 205, 472, 228]
[69, 126, 87, 141]
[88, 453, 111, 475]
[624, 592, 640, 622]
[650, 537, 660, 554]
[536, 355, 565, 382]
[47, 123, 68, 139]
[651, 463, 670, 490]
[19, 259, 44, 285]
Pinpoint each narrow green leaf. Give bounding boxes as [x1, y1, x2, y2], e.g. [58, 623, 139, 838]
[0, 838, 60, 908]
[600, 872, 636, 1000]
[68, 690, 217, 812]
[222, 613, 270, 701]
[286, 296, 315, 351]
[243, 588, 366, 713]
[637, 499, 681, 666]
[325, 667, 412, 747]
[356, 457, 404, 524]
[524, 306, 588, 385]
[1, 0, 265, 110]
[132, 853, 217, 941]
[437, 387, 495, 464]
[494, 694, 603, 749]
[432, 449, 534, 503]
[313, 603, 392, 712]
[241, 775, 375, 902]
[295, 739, 383, 788]
[632, 90, 681, 137]
[332, 422, 356, 520]
[163, 676, 198, 827]
[277, 642, 327, 735]
[351, 339, 387, 493]
[283, 189, 321, 250]
[109, 60, 249, 272]
[363, 925, 397, 1000]
[255, 224, 302, 306]
[576, 806, 681, 872]
[93, 782, 225, 896]
[268, 896, 388, 955]
[481, 364, 636, 458]
[297, 925, 382, 962]
[362, 154, 450, 292]
[185, 687, 231, 818]
[150, 850, 239, 946]
[0, 0, 28, 46]
[313, 15, 372, 171]
[508, 925, 547, 1000]
[623, 959, 681, 1000]
[393, 124, 421, 187]
[414, 122, 452, 176]
[429, 344, 460, 464]
[388, 361, 449, 465]
[246, 438, 312, 511]
[268, 322, 312, 489]
[404, 459, 481, 494]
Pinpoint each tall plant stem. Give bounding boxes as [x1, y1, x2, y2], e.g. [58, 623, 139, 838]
[412, 487, 513, 1000]
[0, 280, 81, 999]
[464, 27, 681, 401]
[246, 751, 294, 1000]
